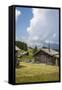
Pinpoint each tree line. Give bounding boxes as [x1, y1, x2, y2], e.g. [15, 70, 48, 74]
[16, 41, 28, 51]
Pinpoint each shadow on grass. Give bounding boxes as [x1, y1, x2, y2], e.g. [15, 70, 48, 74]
[16, 65, 26, 69]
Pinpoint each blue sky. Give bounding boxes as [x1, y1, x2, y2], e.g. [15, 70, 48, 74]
[16, 7, 32, 41]
[15, 7, 59, 47]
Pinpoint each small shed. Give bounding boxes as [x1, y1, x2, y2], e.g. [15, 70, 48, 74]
[33, 48, 59, 66]
[16, 46, 20, 51]
[16, 46, 21, 56]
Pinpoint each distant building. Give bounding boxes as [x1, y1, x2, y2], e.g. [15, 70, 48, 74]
[15, 46, 21, 57]
[16, 46, 21, 51]
[33, 48, 59, 66]
[15, 46, 28, 57]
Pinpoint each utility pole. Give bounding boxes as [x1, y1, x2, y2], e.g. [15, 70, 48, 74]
[48, 39, 50, 52]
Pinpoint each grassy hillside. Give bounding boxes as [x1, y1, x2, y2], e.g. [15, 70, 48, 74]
[18, 48, 34, 62]
[16, 62, 59, 83]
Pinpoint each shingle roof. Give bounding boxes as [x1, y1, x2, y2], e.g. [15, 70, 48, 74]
[33, 48, 59, 58]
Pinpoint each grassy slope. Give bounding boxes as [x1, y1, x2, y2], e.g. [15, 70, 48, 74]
[18, 48, 33, 62]
[16, 62, 59, 83]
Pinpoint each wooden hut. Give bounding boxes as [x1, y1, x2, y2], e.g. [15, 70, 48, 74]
[33, 48, 59, 66]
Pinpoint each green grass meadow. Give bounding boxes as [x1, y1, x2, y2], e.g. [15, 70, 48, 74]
[16, 62, 59, 83]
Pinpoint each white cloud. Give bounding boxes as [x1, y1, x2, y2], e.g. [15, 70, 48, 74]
[27, 9, 58, 46]
[16, 9, 21, 20]
[52, 33, 56, 38]
[27, 9, 47, 33]
[33, 36, 39, 41]
[27, 8, 49, 47]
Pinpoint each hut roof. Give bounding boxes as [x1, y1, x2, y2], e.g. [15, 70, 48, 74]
[16, 46, 20, 51]
[33, 48, 59, 58]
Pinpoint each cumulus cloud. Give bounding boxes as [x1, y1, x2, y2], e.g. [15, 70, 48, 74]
[26, 8, 59, 47]
[27, 9, 47, 33]
[26, 8, 48, 47]
[16, 9, 21, 20]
